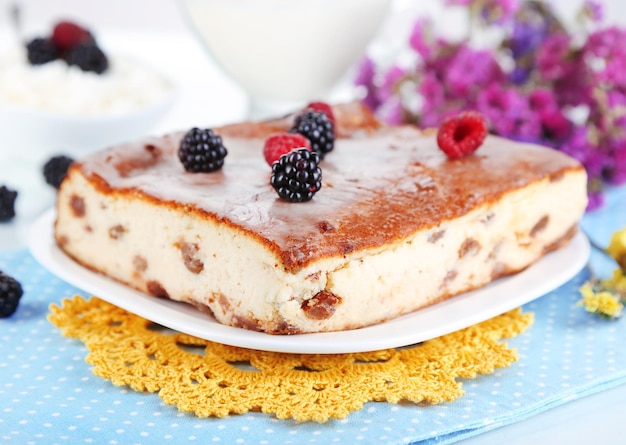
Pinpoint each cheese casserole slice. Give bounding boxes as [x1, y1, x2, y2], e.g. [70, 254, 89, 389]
[54, 103, 587, 334]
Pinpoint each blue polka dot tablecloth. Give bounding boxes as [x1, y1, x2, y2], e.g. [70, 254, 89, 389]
[1, 186, 625, 445]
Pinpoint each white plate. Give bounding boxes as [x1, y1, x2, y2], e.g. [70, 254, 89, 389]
[30, 209, 589, 354]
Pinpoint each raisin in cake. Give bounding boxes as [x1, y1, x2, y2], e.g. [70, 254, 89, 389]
[54, 103, 587, 334]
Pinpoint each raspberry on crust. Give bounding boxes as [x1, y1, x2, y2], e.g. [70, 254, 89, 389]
[436, 111, 489, 159]
[263, 133, 311, 166]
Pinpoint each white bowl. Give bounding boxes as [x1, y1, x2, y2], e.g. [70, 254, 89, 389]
[178, 0, 391, 115]
[0, 92, 176, 156]
[0, 90, 176, 156]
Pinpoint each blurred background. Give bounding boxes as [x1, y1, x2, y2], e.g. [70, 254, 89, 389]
[0, 0, 188, 32]
[2, 0, 626, 35]
[1, 0, 626, 130]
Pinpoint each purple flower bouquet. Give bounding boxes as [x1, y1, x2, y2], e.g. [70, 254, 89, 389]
[356, 0, 626, 210]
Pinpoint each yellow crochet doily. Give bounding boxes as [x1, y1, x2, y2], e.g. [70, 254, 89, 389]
[48, 296, 533, 423]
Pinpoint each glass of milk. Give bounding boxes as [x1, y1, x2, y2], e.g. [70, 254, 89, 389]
[178, 0, 391, 118]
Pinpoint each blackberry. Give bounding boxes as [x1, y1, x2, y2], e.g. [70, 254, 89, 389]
[0, 185, 18, 222]
[270, 148, 322, 203]
[178, 127, 228, 173]
[289, 110, 335, 159]
[0, 271, 23, 318]
[26, 37, 59, 65]
[43, 155, 74, 189]
[66, 41, 108, 74]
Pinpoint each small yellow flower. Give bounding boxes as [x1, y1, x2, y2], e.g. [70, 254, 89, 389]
[578, 282, 623, 319]
[602, 268, 626, 293]
[606, 228, 626, 271]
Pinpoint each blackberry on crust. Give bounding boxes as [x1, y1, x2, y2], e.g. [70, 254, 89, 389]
[179, 127, 228, 173]
[306, 101, 336, 127]
[270, 148, 322, 203]
[289, 110, 335, 159]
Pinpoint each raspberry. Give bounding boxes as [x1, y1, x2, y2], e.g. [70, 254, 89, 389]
[51, 21, 93, 52]
[270, 148, 322, 203]
[263, 133, 311, 166]
[305, 101, 335, 127]
[66, 42, 109, 74]
[25, 37, 59, 65]
[179, 128, 228, 173]
[0, 185, 18, 222]
[289, 110, 335, 159]
[0, 271, 23, 318]
[436, 111, 489, 159]
[43, 155, 74, 189]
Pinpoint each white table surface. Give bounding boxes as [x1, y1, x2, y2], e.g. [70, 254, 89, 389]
[1, 1, 626, 443]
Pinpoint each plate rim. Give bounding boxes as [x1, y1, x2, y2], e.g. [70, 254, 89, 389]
[30, 208, 590, 354]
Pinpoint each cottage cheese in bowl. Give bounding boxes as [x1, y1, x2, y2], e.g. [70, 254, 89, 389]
[0, 47, 174, 117]
[0, 44, 176, 155]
